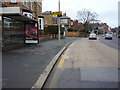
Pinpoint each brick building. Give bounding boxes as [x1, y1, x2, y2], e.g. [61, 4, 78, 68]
[42, 11, 53, 27]
[53, 13, 71, 29]
[1, 0, 42, 19]
[42, 11, 72, 29]
[73, 20, 84, 31]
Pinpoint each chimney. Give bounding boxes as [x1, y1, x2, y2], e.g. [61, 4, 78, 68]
[63, 12, 66, 16]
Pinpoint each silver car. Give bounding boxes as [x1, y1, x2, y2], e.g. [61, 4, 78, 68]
[89, 33, 97, 40]
[105, 33, 113, 40]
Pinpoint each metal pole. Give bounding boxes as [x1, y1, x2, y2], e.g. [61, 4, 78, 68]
[58, 0, 61, 46]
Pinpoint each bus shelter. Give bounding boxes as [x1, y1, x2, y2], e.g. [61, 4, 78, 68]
[2, 13, 39, 51]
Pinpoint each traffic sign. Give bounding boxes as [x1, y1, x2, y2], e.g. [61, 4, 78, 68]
[52, 11, 62, 15]
[57, 15, 62, 17]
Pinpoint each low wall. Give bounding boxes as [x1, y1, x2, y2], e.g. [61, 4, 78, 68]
[66, 32, 80, 37]
[39, 34, 64, 41]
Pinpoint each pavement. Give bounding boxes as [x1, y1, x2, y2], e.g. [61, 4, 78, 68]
[2, 37, 79, 88]
[43, 38, 119, 88]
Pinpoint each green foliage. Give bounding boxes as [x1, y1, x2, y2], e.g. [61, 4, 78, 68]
[118, 32, 120, 35]
[44, 25, 65, 35]
[79, 32, 86, 37]
[67, 28, 77, 32]
[96, 27, 98, 30]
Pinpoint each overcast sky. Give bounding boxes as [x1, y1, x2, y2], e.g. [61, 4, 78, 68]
[42, 0, 119, 28]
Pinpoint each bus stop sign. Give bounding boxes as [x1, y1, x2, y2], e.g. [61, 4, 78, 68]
[52, 11, 62, 15]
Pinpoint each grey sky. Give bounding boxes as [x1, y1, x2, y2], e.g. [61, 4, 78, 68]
[43, 0, 119, 28]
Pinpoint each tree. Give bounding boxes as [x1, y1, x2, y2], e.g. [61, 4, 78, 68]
[77, 9, 98, 37]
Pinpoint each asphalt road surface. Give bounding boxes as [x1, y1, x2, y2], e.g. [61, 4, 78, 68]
[99, 35, 120, 50]
[43, 38, 119, 88]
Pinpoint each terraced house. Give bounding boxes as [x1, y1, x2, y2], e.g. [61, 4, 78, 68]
[1, 0, 44, 51]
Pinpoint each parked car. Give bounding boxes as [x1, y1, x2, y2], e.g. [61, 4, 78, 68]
[105, 33, 113, 40]
[89, 33, 97, 40]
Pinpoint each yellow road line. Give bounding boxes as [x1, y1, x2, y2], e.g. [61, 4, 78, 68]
[58, 54, 66, 68]
[67, 48, 69, 51]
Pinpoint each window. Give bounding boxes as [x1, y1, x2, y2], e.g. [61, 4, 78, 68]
[10, 0, 17, 3]
[39, 19, 41, 24]
[26, 0, 28, 7]
[22, 0, 25, 5]
[39, 19, 41, 29]
[30, 0, 32, 10]
[38, 5, 41, 15]
[0, 16, 2, 21]
[45, 20, 48, 24]
[53, 20, 58, 24]
[61, 19, 67, 24]
[71, 22, 73, 25]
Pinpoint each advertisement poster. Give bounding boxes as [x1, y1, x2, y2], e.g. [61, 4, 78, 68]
[25, 23, 39, 44]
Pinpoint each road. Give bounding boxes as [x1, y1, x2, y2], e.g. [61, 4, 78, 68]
[99, 35, 120, 50]
[43, 37, 119, 88]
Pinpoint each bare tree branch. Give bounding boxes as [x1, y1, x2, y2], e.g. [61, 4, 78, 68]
[77, 9, 98, 24]
[76, 9, 98, 37]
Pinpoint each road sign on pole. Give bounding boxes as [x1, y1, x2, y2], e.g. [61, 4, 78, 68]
[52, 11, 62, 15]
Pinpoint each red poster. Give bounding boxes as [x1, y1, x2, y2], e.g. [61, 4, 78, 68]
[25, 24, 39, 44]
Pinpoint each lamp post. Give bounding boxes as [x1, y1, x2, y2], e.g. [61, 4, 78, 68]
[58, 0, 61, 46]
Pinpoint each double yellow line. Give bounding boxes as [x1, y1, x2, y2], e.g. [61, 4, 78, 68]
[58, 54, 66, 68]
